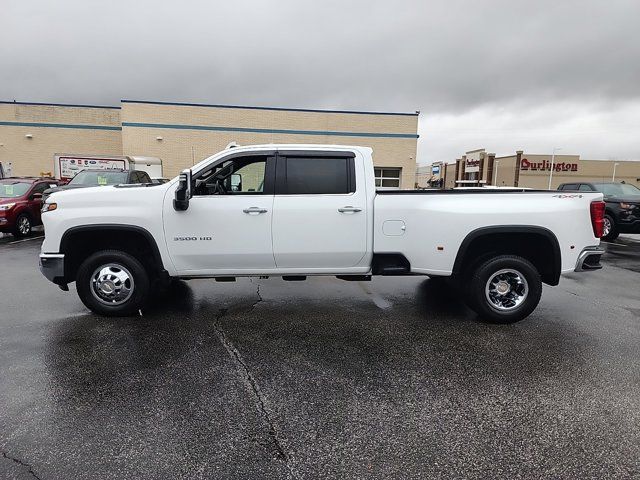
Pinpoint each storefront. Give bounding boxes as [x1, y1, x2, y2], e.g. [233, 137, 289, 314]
[440, 149, 640, 190]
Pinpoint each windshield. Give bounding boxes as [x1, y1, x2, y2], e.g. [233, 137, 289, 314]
[70, 171, 128, 186]
[0, 181, 31, 198]
[593, 183, 640, 196]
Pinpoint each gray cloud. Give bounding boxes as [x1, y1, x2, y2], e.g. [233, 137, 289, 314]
[1, 0, 639, 163]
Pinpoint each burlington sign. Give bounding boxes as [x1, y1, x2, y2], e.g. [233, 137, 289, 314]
[521, 158, 578, 172]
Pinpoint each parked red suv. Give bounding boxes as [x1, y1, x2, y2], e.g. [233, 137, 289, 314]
[0, 177, 62, 238]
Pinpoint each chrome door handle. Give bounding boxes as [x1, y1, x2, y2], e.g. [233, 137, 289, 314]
[243, 207, 268, 214]
[338, 206, 362, 213]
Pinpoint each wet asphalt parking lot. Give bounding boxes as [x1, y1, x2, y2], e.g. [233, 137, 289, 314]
[0, 233, 639, 479]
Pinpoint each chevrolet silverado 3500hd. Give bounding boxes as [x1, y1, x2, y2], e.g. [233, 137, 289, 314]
[39, 144, 606, 323]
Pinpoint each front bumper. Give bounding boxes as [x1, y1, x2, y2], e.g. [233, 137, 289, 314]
[39, 253, 65, 284]
[574, 246, 605, 272]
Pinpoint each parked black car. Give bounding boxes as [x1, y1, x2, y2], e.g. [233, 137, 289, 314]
[43, 169, 152, 203]
[558, 182, 640, 241]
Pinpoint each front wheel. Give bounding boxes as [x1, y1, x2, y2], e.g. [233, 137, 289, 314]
[76, 250, 150, 316]
[466, 255, 542, 324]
[13, 213, 32, 238]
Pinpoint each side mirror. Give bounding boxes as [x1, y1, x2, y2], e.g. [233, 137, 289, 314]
[230, 173, 242, 192]
[31, 192, 43, 201]
[174, 169, 192, 211]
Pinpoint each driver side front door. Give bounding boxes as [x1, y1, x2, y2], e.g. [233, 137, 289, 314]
[163, 154, 276, 274]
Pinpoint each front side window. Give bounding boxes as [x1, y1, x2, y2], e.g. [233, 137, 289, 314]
[193, 155, 268, 195]
[283, 157, 352, 194]
[375, 168, 401, 189]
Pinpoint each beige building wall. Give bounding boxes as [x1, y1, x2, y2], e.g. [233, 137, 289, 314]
[120, 101, 419, 185]
[492, 155, 518, 186]
[0, 102, 122, 176]
[519, 154, 640, 189]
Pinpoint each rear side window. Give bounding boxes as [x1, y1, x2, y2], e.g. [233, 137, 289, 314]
[281, 157, 354, 194]
[578, 184, 594, 192]
[559, 183, 578, 191]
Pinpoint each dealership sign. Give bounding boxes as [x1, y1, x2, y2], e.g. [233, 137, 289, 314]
[521, 158, 578, 172]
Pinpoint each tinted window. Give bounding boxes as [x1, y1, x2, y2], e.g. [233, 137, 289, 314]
[578, 184, 594, 192]
[137, 171, 151, 183]
[32, 183, 51, 194]
[559, 184, 578, 191]
[284, 157, 351, 194]
[593, 183, 640, 196]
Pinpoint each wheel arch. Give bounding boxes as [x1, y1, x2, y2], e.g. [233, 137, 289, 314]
[452, 226, 562, 286]
[60, 224, 165, 282]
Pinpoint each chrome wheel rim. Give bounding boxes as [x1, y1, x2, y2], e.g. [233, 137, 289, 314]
[18, 216, 30, 235]
[603, 217, 611, 237]
[485, 268, 528, 312]
[90, 263, 134, 306]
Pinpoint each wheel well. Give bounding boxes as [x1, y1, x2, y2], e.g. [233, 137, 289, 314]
[60, 226, 164, 282]
[453, 227, 561, 286]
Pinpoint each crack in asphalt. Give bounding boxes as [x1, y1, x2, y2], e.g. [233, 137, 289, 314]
[212, 284, 298, 479]
[2, 451, 43, 480]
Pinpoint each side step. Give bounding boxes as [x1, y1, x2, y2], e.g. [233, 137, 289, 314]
[336, 275, 371, 281]
[215, 277, 236, 282]
[283, 276, 306, 281]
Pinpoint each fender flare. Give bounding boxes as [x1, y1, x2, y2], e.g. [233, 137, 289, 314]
[452, 225, 562, 285]
[60, 224, 165, 272]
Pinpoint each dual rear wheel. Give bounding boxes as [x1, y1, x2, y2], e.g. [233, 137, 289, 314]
[463, 255, 542, 324]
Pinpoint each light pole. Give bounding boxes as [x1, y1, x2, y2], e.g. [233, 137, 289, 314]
[493, 160, 500, 186]
[612, 162, 620, 182]
[548, 147, 562, 190]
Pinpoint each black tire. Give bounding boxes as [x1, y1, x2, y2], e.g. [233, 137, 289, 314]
[602, 214, 619, 242]
[12, 213, 32, 238]
[466, 255, 542, 324]
[76, 250, 150, 317]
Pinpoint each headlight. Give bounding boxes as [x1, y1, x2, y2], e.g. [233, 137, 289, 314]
[0, 203, 16, 211]
[42, 202, 57, 213]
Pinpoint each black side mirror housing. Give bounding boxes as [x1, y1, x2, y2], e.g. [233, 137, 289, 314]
[174, 169, 192, 211]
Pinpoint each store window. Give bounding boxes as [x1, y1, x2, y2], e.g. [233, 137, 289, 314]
[375, 168, 401, 189]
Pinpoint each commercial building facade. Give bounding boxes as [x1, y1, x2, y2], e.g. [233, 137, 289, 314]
[422, 148, 640, 190]
[0, 100, 419, 188]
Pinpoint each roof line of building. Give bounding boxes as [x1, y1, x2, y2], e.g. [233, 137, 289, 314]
[121, 99, 420, 117]
[0, 100, 120, 110]
[122, 121, 419, 139]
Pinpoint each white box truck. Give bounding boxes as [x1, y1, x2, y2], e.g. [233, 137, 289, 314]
[53, 154, 163, 182]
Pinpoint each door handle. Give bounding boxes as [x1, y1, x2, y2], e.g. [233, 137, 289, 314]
[243, 207, 268, 214]
[338, 206, 362, 213]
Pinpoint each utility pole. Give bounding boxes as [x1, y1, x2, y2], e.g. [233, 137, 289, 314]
[612, 162, 620, 181]
[548, 147, 561, 190]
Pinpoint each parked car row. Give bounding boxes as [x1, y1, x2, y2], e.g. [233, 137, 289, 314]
[1, 170, 155, 238]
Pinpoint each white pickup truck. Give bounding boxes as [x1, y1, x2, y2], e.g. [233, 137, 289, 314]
[39, 144, 606, 323]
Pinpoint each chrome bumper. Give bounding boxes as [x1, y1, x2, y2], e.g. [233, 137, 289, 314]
[574, 246, 605, 272]
[39, 253, 65, 283]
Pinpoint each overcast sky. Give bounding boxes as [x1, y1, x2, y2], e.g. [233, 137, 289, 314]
[2, 0, 639, 164]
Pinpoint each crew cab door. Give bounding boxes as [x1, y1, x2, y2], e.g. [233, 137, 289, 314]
[163, 154, 276, 273]
[272, 151, 368, 269]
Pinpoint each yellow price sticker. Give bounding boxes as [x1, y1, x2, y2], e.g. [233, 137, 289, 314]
[97, 175, 108, 185]
[5, 185, 13, 195]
